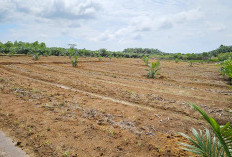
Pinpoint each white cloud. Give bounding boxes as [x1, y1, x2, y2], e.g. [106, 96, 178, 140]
[0, 0, 232, 53]
[0, 0, 100, 23]
[95, 8, 204, 43]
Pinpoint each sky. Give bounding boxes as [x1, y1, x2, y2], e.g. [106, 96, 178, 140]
[0, 0, 232, 53]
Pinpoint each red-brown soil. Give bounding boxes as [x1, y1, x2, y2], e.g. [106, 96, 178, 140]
[0, 56, 231, 156]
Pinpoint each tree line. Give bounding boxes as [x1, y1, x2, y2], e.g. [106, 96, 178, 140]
[0, 41, 231, 61]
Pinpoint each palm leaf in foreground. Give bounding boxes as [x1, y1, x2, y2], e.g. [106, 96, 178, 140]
[179, 104, 232, 157]
[179, 128, 225, 157]
[191, 104, 232, 157]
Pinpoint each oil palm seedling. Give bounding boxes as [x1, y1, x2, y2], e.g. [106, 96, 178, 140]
[146, 61, 160, 78]
[142, 56, 149, 66]
[8, 49, 15, 57]
[175, 58, 179, 63]
[63, 151, 70, 157]
[43, 49, 50, 57]
[189, 61, 193, 67]
[68, 48, 75, 59]
[98, 55, 102, 61]
[32, 52, 39, 60]
[109, 54, 113, 61]
[71, 54, 78, 67]
[217, 58, 232, 84]
[179, 104, 232, 157]
[138, 141, 142, 147]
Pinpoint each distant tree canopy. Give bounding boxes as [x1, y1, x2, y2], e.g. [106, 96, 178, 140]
[0, 41, 148, 58]
[0, 41, 231, 61]
[123, 48, 165, 55]
[152, 45, 232, 61]
[206, 45, 232, 57]
[0, 41, 67, 56]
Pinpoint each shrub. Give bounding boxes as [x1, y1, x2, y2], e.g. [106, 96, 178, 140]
[179, 104, 232, 157]
[175, 58, 179, 63]
[146, 61, 160, 78]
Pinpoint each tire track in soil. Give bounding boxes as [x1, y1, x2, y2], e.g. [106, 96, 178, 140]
[0, 65, 199, 120]
[0, 69, 196, 135]
[82, 61, 228, 88]
[1, 64, 231, 123]
[39, 63, 232, 96]
[0, 65, 153, 111]
[82, 63, 227, 88]
[0, 60, 110, 65]
[19, 64, 231, 106]
[0, 90, 190, 157]
[23, 63, 231, 103]
[2, 64, 230, 124]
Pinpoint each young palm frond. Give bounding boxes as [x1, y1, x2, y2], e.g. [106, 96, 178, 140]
[146, 61, 160, 78]
[180, 104, 232, 157]
[179, 129, 225, 157]
[192, 104, 232, 157]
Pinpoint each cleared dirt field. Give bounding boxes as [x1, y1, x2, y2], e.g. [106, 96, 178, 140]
[0, 56, 231, 156]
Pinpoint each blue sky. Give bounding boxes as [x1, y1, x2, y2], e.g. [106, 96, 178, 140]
[0, 0, 232, 53]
